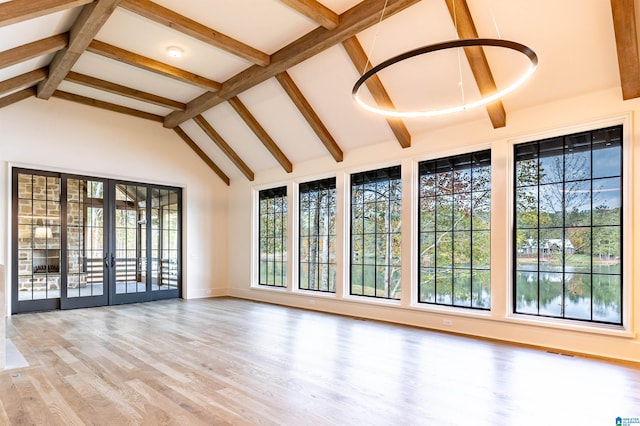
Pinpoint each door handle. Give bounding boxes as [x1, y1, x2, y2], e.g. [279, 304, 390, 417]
[104, 254, 116, 268]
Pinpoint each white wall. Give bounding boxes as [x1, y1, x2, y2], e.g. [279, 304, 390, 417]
[0, 97, 229, 311]
[228, 87, 640, 363]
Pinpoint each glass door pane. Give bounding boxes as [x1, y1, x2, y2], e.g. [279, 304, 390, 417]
[14, 173, 61, 310]
[111, 183, 149, 304]
[12, 169, 62, 313]
[151, 188, 180, 296]
[62, 178, 108, 309]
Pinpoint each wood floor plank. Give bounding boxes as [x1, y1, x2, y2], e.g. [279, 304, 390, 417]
[10, 372, 51, 425]
[0, 399, 11, 425]
[28, 370, 86, 426]
[58, 353, 145, 422]
[125, 378, 206, 425]
[165, 381, 246, 424]
[0, 371, 34, 424]
[2, 298, 639, 425]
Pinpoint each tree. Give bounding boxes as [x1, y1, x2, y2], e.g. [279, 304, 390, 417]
[351, 172, 402, 299]
[300, 184, 335, 291]
[418, 153, 491, 308]
[513, 130, 623, 322]
[259, 189, 287, 286]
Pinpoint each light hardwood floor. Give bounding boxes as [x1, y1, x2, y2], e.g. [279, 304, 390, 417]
[1, 298, 639, 425]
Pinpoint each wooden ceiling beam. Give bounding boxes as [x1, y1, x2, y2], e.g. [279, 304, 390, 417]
[228, 96, 293, 173]
[65, 71, 186, 110]
[87, 40, 222, 92]
[444, 0, 506, 128]
[342, 36, 411, 149]
[163, 0, 421, 128]
[0, 86, 36, 109]
[0, 68, 47, 96]
[611, 0, 640, 100]
[0, 0, 92, 28]
[280, 0, 339, 30]
[275, 71, 343, 162]
[52, 90, 164, 122]
[38, 0, 122, 99]
[0, 33, 68, 70]
[193, 115, 255, 181]
[173, 127, 230, 185]
[120, 0, 270, 66]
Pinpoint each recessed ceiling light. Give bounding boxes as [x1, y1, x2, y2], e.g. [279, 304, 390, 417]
[166, 46, 183, 58]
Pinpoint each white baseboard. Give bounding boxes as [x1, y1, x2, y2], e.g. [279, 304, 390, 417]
[185, 287, 228, 299]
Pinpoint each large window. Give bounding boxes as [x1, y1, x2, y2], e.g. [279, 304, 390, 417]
[514, 126, 622, 324]
[258, 186, 287, 287]
[350, 166, 402, 300]
[299, 178, 336, 292]
[418, 151, 491, 309]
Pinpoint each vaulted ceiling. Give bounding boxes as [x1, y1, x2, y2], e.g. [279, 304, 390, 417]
[1, 0, 638, 185]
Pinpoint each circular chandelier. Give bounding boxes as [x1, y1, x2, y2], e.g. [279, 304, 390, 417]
[352, 38, 538, 118]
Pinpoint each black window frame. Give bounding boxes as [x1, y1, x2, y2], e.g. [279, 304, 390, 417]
[258, 186, 288, 288]
[418, 150, 492, 310]
[350, 165, 402, 300]
[513, 125, 623, 325]
[299, 177, 337, 293]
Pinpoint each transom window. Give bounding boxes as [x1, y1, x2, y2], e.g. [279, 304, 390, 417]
[418, 150, 491, 309]
[350, 166, 402, 300]
[514, 125, 623, 324]
[258, 186, 287, 287]
[299, 178, 337, 292]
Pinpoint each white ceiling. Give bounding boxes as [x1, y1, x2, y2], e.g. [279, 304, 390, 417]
[0, 0, 624, 182]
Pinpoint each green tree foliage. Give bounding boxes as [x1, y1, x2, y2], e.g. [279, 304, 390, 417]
[300, 180, 336, 292]
[351, 169, 402, 299]
[259, 188, 287, 287]
[514, 127, 622, 323]
[419, 151, 491, 309]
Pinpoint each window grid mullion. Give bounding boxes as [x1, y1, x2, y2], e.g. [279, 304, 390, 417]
[435, 193, 440, 302]
[561, 138, 566, 319]
[589, 138, 594, 321]
[373, 185, 378, 296]
[536, 148, 541, 316]
[450, 178, 454, 306]
[316, 196, 320, 290]
[387, 195, 391, 298]
[470, 185, 475, 308]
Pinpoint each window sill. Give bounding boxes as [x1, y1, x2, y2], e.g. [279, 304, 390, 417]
[340, 294, 402, 308]
[250, 284, 288, 292]
[407, 302, 494, 319]
[501, 313, 635, 338]
[294, 288, 337, 299]
[406, 303, 634, 339]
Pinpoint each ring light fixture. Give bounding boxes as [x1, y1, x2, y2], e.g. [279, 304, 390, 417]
[352, 38, 538, 118]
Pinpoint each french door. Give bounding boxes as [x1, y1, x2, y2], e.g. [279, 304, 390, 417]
[12, 169, 181, 314]
[109, 181, 181, 305]
[62, 175, 109, 309]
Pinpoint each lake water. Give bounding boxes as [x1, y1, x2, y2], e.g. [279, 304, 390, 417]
[515, 265, 621, 324]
